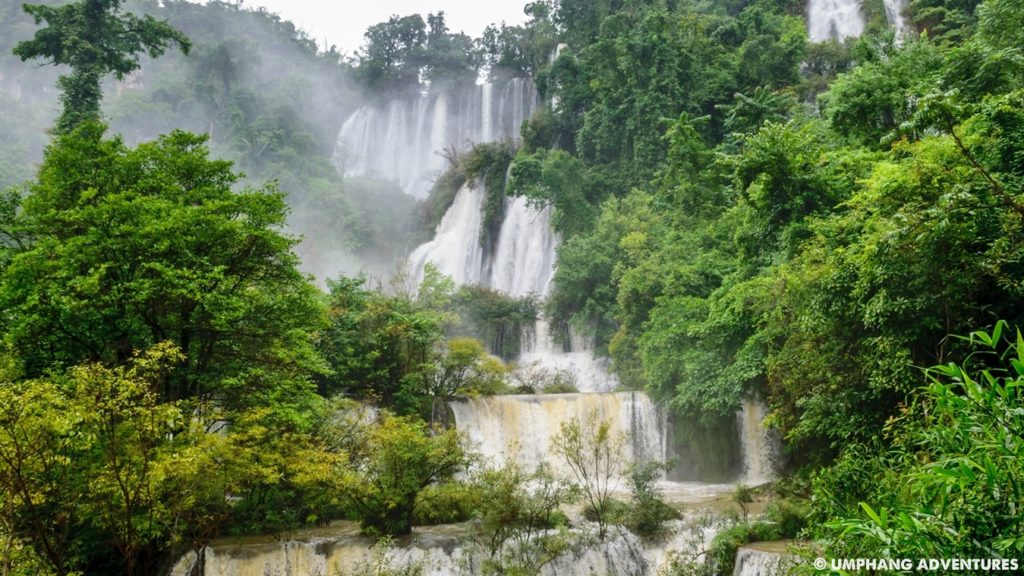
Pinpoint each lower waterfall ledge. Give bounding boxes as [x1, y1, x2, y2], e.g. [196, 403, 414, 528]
[732, 541, 803, 576]
[170, 517, 740, 576]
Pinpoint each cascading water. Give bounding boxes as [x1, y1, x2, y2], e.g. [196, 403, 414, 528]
[731, 542, 798, 576]
[489, 195, 558, 298]
[335, 78, 537, 198]
[408, 182, 488, 286]
[408, 172, 618, 394]
[314, 70, 785, 576]
[172, 524, 653, 576]
[449, 392, 667, 472]
[807, 0, 866, 42]
[518, 319, 619, 394]
[807, 0, 910, 42]
[882, 0, 909, 36]
[737, 396, 782, 485]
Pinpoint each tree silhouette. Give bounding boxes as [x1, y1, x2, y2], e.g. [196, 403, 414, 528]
[14, 0, 190, 133]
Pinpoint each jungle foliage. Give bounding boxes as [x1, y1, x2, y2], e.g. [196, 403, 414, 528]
[3, 0, 1024, 570]
[494, 0, 1024, 562]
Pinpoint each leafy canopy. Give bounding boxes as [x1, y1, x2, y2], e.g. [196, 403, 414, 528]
[14, 0, 190, 132]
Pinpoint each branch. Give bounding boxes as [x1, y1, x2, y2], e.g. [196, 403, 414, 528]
[945, 117, 1024, 219]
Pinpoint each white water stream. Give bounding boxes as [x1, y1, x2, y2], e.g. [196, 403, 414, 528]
[807, 0, 910, 42]
[807, 0, 866, 42]
[336, 78, 536, 199]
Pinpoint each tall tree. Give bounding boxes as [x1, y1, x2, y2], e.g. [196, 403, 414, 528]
[0, 124, 325, 419]
[13, 0, 190, 132]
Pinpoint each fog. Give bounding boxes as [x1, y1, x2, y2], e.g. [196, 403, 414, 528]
[0, 0, 433, 283]
[213, 0, 529, 55]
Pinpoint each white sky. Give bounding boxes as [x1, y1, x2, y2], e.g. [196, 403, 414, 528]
[235, 0, 530, 55]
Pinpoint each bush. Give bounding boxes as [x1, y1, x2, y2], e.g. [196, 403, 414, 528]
[582, 497, 630, 524]
[812, 323, 1024, 560]
[625, 461, 681, 538]
[453, 286, 538, 360]
[344, 413, 468, 536]
[540, 378, 579, 394]
[510, 361, 578, 394]
[412, 482, 482, 525]
[763, 498, 809, 538]
[471, 462, 578, 574]
[707, 522, 783, 576]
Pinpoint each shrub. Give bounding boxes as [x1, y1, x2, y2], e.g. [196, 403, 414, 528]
[764, 498, 809, 538]
[707, 522, 783, 576]
[625, 461, 681, 538]
[412, 482, 482, 525]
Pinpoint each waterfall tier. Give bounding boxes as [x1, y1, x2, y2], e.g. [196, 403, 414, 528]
[491, 195, 559, 298]
[807, 0, 866, 42]
[807, 0, 910, 42]
[737, 397, 782, 485]
[409, 180, 617, 393]
[335, 78, 536, 199]
[732, 542, 798, 576]
[882, 0, 909, 36]
[518, 319, 619, 393]
[450, 392, 667, 473]
[408, 182, 489, 286]
[408, 184, 559, 297]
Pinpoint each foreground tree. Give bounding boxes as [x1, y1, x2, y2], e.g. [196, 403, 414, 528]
[14, 0, 190, 133]
[472, 462, 577, 574]
[419, 337, 507, 427]
[0, 343, 353, 576]
[552, 411, 626, 539]
[344, 413, 467, 536]
[0, 123, 324, 420]
[0, 345, 228, 576]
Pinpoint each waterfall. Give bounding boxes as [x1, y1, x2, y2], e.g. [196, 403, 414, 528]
[807, 0, 866, 42]
[518, 319, 619, 393]
[449, 392, 667, 473]
[489, 196, 558, 298]
[408, 182, 488, 286]
[335, 78, 536, 198]
[408, 164, 618, 393]
[882, 0, 909, 36]
[736, 397, 782, 485]
[485, 196, 622, 393]
[732, 543, 797, 576]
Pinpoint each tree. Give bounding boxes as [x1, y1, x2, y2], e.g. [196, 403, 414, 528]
[418, 337, 507, 427]
[0, 124, 325, 420]
[552, 411, 626, 539]
[316, 275, 445, 411]
[343, 413, 467, 536]
[471, 462, 577, 574]
[625, 461, 679, 537]
[0, 345, 236, 576]
[355, 14, 427, 92]
[14, 0, 191, 133]
[0, 343, 351, 576]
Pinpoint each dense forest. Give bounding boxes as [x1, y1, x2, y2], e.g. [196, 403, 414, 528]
[0, 0, 1022, 574]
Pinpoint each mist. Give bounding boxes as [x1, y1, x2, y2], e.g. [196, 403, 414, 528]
[0, 0, 427, 284]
